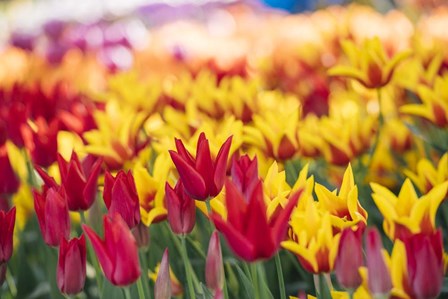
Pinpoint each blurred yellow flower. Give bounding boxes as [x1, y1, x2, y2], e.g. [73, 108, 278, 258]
[403, 153, 448, 194]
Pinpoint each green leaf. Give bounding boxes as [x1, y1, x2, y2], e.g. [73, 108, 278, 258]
[317, 274, 332, 299]
[100, 280, 125, 299]
[234, 263, 254, 299]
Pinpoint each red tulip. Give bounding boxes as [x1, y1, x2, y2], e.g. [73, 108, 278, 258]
[212, 179, 300, 262]
[27, 118, 59, 168]
[230, 154, 259, 200]
[33, 186, 70, 247]
[154, 249, 171, 299]
[169, 133, 232, 200]
[365, 227, 392, 296]
[403, 230, 444, 299]
[82, 213, 141, 286]
[165, 181, 196, 235]
[0, 207, 16, 263]
[0, 147, 19, 196]
[57, 235, 86, 295]
[103, 170, 140, 228]
[335, 227, 364, 290]
[206, 231, 224, 291]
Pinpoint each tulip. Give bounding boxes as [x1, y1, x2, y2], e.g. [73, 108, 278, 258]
[57, 235, 87, 295]
[57, 152, 103, 211]
[169, 132, 232, 200]
[27, 118, 59, 168]
[83, 213, 141, 286]
[230, 154, 259, 199]
[103, 170, 140, 228]
[206, 231, 224, 291]
[165, 181, 196, 235]
[0, 207, 16, 263]
[365, 227, 392, 296]
[154, 249, 171, 299]
[212, 179, 300, 262]
[334, 227, 364, 290]
[33, 186, 70, 247]
[403, 230, 444, 299]
[0, 147, 19, 195]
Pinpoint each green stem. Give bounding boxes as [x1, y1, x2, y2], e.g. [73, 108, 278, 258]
[250, 263, 260, 299]
[137, 276, 146, 299]
[140, 249, 152, 298]
[80, 211, 103, 290]
[23, 149, 38, 187]
[6, 266, 17, 297]
[274, 253, 286, 299]
[123, 287, 132, 299]
[180, 236, 196, 299]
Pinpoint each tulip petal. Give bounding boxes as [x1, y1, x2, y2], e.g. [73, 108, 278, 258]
[82, 157, 103, 209]
[213, 136, 232, 193]
[82, 224, 114, 281]
[196, 134, 215, 196]
[271, 190, 301, 245]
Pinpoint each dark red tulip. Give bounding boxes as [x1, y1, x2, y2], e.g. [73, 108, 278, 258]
[0, 207, 16, 263]
[33, 186, 70, 247]
[165, 181, 196, 235]
[57, 235, 86, 295]
[335, 227, 364, 290]
[403, 230, 444, 299]
[0, 147, 20, 195]
[206, 231, 224, 291]
[212, 179, 300, 262]
[230, 154, 259, 200]
[103, 170, 140, 228]
[27, 118, 59, 167]
[169, 133, 232, 200]
[57, 152, 102, 211]
[83, 213, 141, 286]
[365, 227, 392, 296]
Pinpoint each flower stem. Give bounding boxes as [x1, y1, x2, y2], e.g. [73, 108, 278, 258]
[79, 211, 103, 291]
[139, 249, 152, 298]
[137, 276, 147, 299]
[123, 287, 132, 299]
[180, 235, 196, 299]
[250, 263, 260, 299]
[274, 253, 286, 299]
[6, 266, 17, 297]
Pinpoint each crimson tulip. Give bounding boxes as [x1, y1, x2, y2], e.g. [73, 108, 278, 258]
[103, 170, 140, 228]
[57, 235, 86, 295]
[27, 118, 59, 167]
[212, 179, 300, 262]
[165, 181, 196, 235]
[169, 133, 232, 200]
[230, 154, 259, 200]
[0, 147, 19, 195]
[403, 230, 444, 299]
[0, 207, 16, 263]
[365, 227, 392, 296]
[206, 231, 224, 291]
[334, 227, 364, 290]
[83, 213, 141, 286]
[33, 186, 70, 247]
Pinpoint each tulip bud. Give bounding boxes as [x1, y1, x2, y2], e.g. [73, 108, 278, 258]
[83, 213, 141, 286]
[365, 227, 392, 296]
[230, 154, 259, 199]
[206, 231, 224, 291]
[214, 289, 224, 299]
[0, 207, 16, 263]
[335, 227, 364, 290]
[103, 170, 140, 228]
[404, 230, 444, 299]
[57, 152, 103, 211]
[165, 181, 196, 235]
[33, 186, 70, 247]
[57, 235, 86, 295]
[155, 249, 171, 299]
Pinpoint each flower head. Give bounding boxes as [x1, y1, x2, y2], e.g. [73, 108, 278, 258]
[57, 235, 86, 295]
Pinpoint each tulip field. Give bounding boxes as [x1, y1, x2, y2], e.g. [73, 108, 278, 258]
[1, 1, 448, 299]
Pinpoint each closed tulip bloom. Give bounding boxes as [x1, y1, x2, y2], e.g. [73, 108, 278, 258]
[230, 154, 259, 199]
[212, 180, 299, 262]
[154, 249, 171, 299]
[334, 227, 364, 290]
[0, 207, 16, 263]
[165, 181, 196, 235]
[169, 132, 232, 200]
[33, 186, 70, 247]
[83, 213, 141, 286]
[103, 170, 140, 228]
[0, 148, 19, 196]
[365, 227, 392, 296]
[57, 235, 86, 295]
[206, 231, 224, 291]
[404, 230, 444, 299]
[57, 152, 103, 211]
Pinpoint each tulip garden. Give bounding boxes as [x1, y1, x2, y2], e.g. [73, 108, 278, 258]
[1, 1, 448, 299]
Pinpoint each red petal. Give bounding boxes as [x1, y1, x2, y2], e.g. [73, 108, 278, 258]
[271, 190, 301, 245]
[213, 136, 232, 194]
[195, 135, 215, 196]
[170, 151, 207, 199]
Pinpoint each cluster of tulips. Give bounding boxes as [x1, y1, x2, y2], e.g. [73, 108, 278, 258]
[1, 2, 448, 299]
